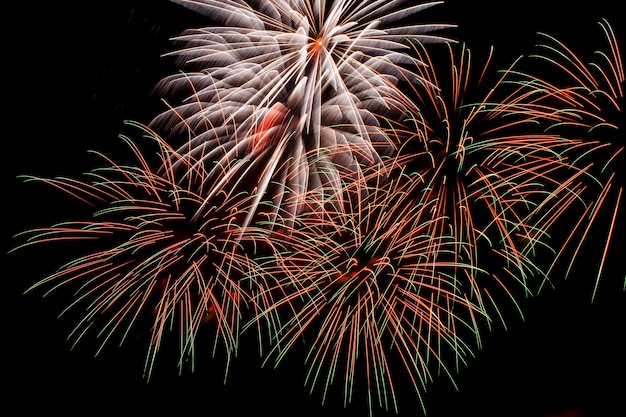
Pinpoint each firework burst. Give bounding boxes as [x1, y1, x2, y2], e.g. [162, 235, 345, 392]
[148, 0, 454, 232]
[386, 40, 593, 328]
[11, 122, 265, 380]
[242, 165, 486, 416]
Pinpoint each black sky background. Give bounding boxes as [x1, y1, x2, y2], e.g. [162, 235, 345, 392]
[4, 1, 625, 417]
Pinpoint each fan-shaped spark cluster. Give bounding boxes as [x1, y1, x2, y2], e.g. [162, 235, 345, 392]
[504, 18, 624, 298]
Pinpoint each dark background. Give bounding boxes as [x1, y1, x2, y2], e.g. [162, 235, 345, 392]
[4, 1, 624, 416]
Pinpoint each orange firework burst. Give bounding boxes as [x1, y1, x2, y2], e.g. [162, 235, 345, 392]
[380, 39, 593, 330]
[11, 122, 264, 380]
[241, 166, 486, 416]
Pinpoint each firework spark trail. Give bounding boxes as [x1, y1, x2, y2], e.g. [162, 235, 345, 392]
[10, 122, 266, 380]
[506, 19, 624, 297]
[148, 0, 454, 233]
[241, 165, 486, 416]
[384, 40, 596, 329]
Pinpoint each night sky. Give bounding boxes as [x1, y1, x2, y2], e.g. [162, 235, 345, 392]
[5, 1, 624, 416]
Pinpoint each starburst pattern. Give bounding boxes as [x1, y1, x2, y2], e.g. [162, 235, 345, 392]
[148, 0, 453, 232]
[11, 122, 263, 380]
[243, 166, 485, 416]
[385, 40, 589, 328]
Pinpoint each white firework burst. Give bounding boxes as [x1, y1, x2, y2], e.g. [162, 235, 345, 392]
[149, 0, 453, 232]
